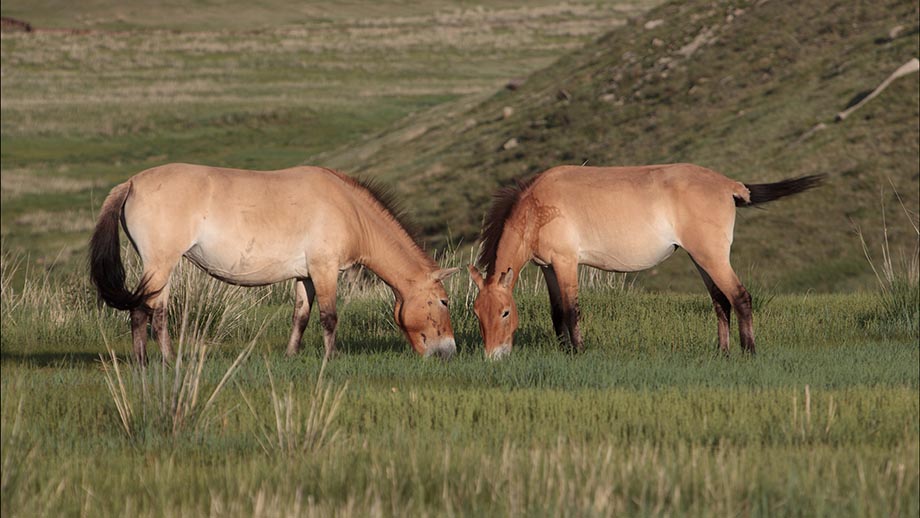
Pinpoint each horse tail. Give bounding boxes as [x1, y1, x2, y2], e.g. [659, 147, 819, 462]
[733, 174, 826, 207]
[89, 181, 153, 310]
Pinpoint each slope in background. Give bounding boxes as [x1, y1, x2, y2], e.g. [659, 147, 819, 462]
[320, 0, 920, 292]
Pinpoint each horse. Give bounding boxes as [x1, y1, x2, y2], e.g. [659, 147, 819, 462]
[90, 163, 459, 364]
[468, 163, 824, 359]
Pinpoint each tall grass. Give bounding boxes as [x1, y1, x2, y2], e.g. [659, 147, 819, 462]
[120, 252, 284, 342]
[240, 357, 348, 457]
[857, 188, 920, 334]
[1, 226, 918, 516]
[99, 331, 259, 441]
[99, 263, 272, 440]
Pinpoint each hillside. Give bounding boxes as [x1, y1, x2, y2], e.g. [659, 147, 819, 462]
[319, 0, 920, 292]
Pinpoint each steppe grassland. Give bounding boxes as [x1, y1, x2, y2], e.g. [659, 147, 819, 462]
[1, 0, 918, 515]
[1, 249, 919, 515]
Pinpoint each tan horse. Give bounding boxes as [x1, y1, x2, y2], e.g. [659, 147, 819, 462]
[468, 164, 823, 359]
[90, 163, 459, 364]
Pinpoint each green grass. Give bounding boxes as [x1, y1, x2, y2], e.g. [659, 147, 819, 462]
[1, 0, 918, 515]
[2, 255, 918, 516]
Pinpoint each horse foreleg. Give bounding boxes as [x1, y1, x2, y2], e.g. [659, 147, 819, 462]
[541, 266, 568, 345]
[553, 259, 584, 353]
[310, 267, 339, 359]
[693, 261, 732, 354]
[286, 278, 316, 356]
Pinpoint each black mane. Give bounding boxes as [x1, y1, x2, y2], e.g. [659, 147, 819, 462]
[477, 175, 540, 276]
[322, 168, 429, 262]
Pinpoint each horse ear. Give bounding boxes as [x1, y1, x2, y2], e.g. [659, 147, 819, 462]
[498, 267, 514, 288]
[467, 264, 484, 290]
[430, 267, 460, 283]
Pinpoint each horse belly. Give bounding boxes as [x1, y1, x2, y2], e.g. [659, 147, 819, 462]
[184, 237, 308, 287]
[578, 232, 677, 273]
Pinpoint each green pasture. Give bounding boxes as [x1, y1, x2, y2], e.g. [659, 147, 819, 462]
[1, 0, 918, 516]
[2, 257, 918, 516]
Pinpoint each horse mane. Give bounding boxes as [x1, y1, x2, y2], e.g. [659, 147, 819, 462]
[477, 174, 541, 277]
[321, 168, 434, 267]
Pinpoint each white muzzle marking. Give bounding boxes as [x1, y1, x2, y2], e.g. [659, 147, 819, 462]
[425, 338, 456, 360]
[487, 344, 511, 360]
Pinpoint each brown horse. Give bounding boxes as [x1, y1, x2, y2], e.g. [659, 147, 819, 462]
[90, 163, 459, 364]
[468, 164, 823, 359]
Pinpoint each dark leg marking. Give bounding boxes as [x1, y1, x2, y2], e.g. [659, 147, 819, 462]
[734, 286, 755, 354]
[542, 267, 568, 344]
[131, 308, 150, 365]
[152, 306, 174, 362]
[564, 301, 584, 353]
[693, 261, 733, 353]
[320, 311, 338, 359]
[286, 278, 316, 356]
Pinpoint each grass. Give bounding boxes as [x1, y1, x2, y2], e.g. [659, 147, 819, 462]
[1, 0, 918, 515]
[240, 357, 348, 457]
[857, 187, 920, 332]
[1, 246, 918, 516]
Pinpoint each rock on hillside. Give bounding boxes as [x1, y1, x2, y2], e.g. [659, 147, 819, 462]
[321, 0, 919, 291]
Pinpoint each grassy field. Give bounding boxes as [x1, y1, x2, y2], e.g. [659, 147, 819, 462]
[1, 255, 918, 516]
[1, 0, 918, 516]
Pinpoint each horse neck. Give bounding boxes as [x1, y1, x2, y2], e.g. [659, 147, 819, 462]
[488, 214, 533, 288]
[356, 212, 434, 300]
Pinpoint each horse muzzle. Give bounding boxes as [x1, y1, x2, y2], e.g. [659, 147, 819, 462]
[424, 338, 456, 360]
[486, 344, 511, 360]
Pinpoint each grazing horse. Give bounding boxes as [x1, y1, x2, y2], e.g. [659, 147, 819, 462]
[468, 164, 823, 359]
[90, 163, 459, 364]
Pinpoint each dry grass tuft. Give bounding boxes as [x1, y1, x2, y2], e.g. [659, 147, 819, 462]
[857, 186, 920, 331]
[241, 356, 348, 457]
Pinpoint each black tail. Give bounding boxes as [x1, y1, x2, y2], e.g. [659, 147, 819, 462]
[89, 182, 152, 311]
[735, 174, 826, 207]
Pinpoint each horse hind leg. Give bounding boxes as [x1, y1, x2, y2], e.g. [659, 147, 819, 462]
[692, 260, 732, 353]
[150, 288, 173, 362]
[286, 278, 316, 356]
[131, 308, 150, 364]
[689, 253, 755, 354]
[140, 261, 179, 363]
[129, 269, 173, 364]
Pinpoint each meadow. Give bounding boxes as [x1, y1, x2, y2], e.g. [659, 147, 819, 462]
[2, 0, 919, 516]
[2, 251, 919, 516]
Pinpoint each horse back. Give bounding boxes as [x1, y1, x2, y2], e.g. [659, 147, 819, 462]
[526, 164, 742, 270]
[122, 164, 361, 283]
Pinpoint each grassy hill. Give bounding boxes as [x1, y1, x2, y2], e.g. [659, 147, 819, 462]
[319, 0, 920, 292]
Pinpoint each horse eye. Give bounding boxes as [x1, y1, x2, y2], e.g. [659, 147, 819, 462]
[501, 310, 510, 318]
[440, 299, 448, 307]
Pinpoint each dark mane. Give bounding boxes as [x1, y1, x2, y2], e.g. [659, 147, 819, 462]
[477, 175, 540, 276]
[321, 168, 431, 264]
